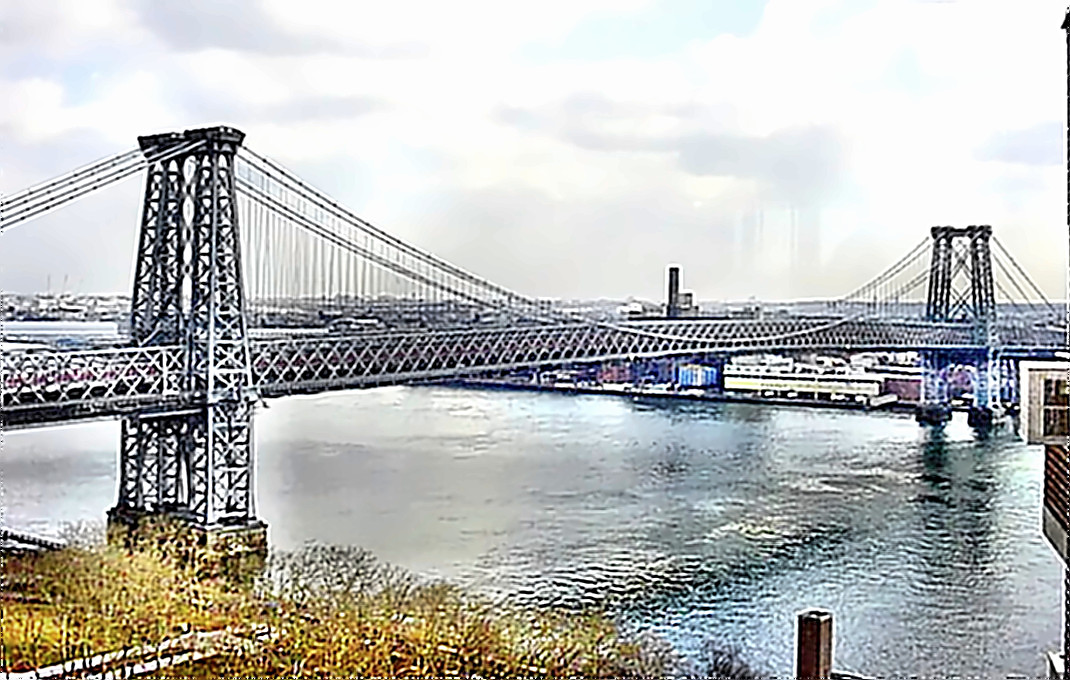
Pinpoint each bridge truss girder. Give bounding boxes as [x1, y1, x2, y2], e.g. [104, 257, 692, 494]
[2, 318, 1062, 428]
[251, 319, 979, 396]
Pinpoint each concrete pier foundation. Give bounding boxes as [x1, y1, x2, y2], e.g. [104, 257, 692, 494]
[966, 406, 995, 430]
[107, 509, 267, 582]
[915, 403, 952, 426]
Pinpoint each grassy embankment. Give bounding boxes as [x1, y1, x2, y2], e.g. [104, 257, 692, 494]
[2, 520, 690, 677]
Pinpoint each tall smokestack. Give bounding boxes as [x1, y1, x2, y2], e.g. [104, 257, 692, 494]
[667, 266, 680, 319]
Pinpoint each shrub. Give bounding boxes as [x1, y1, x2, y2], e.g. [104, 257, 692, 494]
[4, 537, 679, 678]
[2, 540, 249, 671]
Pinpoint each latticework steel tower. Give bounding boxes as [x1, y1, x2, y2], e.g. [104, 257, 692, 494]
[108, 126, 263, 537]
[917, 225, 1001, 426]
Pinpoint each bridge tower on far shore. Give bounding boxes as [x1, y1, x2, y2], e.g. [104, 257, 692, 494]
[107, 126, 266, 553]
[916, 225, 1000, 427]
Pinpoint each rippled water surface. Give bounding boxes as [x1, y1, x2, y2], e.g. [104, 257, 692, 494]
[5, 386, 1063, 677]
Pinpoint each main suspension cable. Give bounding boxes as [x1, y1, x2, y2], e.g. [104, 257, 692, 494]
[3, 149, 142, 210]
[0, 141, 205, 233]
[992, 236, 1059, 313]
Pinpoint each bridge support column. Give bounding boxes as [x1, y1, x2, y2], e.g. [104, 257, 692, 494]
[113, 414, 186, 515]
[109, 125, 266, 563]
[917, 350, 952, 425]
[967, 349, 1001, 431]
[966, 406, 995, 430]
[1000, 357, 1020, 408]
[917, 403, 952, 426]
[709, 355, 726, 392]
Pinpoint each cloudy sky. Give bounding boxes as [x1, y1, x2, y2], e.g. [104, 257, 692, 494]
[0, 0, 1066, 302]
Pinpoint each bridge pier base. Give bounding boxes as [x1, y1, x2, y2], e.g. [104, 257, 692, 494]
[966, 406, 996, 431]
[915, 403, 952, 426]
[106, 509, 267, 582]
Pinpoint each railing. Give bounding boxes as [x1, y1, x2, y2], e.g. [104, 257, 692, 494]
[0, 529, 66, 552]
[0, 626, 273, 680]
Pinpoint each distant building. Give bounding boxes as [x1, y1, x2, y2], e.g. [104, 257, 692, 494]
[850, 354, 880, 370]
[678, 364, 720, 388]
[618, 301, 660, 319]
[731, 354, 795, 372]
[597, 363, 631, 384]
[677, 291, 694, 315]
[875, 374, 922, 403]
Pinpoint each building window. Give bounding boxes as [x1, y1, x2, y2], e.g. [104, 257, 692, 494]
[1042, 378, 1069, 437]
[1044, 377, 1068, 405]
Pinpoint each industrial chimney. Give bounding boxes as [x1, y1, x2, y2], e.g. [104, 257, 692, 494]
[666, 266, 681, 319]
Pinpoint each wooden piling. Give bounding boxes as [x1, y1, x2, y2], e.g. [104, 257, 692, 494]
[796, 609, 833, 680]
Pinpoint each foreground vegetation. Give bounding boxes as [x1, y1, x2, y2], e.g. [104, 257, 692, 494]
[2, 521, 762, 678]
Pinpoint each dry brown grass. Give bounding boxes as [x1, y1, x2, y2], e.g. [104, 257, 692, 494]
[2, 543, 251, 671]
[2, 532, 678, 678]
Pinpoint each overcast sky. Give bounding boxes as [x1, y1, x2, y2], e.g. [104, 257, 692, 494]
[0, 0, 1066, 302]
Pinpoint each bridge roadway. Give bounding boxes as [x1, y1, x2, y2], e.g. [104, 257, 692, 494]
[2, 316, 1061, 429]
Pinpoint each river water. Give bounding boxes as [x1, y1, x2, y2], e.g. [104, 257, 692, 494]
[3, 386, 1063, 677]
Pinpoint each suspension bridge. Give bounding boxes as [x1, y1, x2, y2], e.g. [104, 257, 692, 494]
[0, 125, 1063, 539]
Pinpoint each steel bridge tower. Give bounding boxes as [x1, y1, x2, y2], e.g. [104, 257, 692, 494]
[107, 126, 266, 552]
[916, 225, 1001, 427]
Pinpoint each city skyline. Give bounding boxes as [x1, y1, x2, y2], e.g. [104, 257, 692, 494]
[0, 1, 1066, 302]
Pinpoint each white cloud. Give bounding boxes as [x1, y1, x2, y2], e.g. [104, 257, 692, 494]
[1, 0, 1066, 302]
[0, 71, 177, 145]
[0, 79, 67, 141]
[261, 0, 652, 57]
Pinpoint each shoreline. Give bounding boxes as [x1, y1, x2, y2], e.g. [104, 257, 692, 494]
[437, 379, 928, 415]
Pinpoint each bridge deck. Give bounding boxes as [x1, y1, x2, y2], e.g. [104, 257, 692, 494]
[1, 318, 1061, 428]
